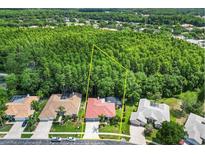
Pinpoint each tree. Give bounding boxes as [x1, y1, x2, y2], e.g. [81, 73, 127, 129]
[144, 123, 154, 136]
[0, 88, 8, 126]
[56, 106, 66, 116]
[31, 101, 41, 112]
[154, 121, 186, 145]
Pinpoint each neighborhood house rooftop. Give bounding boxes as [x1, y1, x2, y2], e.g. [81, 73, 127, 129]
[39, 92, 82, 120]
[5, 95, 39, 120]
[86, 98, 116, 119]
[130, 98, 170, 125]
[185, 113, 205, 144]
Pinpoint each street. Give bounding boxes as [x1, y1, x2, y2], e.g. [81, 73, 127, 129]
[0, 139, 134, 145]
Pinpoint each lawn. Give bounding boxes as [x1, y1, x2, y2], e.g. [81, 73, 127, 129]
[51, 121, 82, 132]
[21, 134, 33, 138]
[0, 134, 6, 138]
[49, 134, 81, 138]
[99, 135, 130, 141]
[99, 102, 135, 135]
[0, 124, 13, 132]
[145, 129, 158, 141]
[178, 91, 198, 105]
[158, 96, 188, 125]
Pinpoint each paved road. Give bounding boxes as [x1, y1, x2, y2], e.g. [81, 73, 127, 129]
[4, 122, 25, 139]
[129, 125, 146, 145]
[83, 121, 99, 139]
[0, 139, 133, 145]
[31, 121, 53, 139]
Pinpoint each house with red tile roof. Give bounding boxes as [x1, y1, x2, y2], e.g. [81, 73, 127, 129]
[85, 98, 116, 121]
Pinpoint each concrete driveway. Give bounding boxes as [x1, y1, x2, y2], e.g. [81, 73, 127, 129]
[129, 125, 146, 145]
[4, 122, 25, 139]
[83, 121, 99, 139]
[31, 121, 53, 139]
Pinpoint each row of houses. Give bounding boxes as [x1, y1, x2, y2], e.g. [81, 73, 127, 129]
[5, 93, 121, 122]
[130, 98, 205, 145]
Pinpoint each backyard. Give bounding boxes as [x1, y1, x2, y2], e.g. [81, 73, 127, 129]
[157, 91, 199, 125]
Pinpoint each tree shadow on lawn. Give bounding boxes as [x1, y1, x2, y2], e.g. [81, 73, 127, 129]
[170, 109, 185, 119]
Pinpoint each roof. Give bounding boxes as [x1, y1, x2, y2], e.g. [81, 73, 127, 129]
[185, 113, 205, 144]
[130, 98, 170, 124]
[39, 92, 82, 120]
[85, 98, 116, 119]
[5, 96, 39, 119]
[105, 97, 122, 105]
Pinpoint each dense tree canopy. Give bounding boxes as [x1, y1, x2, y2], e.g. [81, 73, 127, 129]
[0, 26, 204, 102]
[154, 121, 186, 145]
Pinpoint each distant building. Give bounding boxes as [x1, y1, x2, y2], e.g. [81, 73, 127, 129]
[39, 92, 82, 121]
[5, 95, 39, 121]
[185, 113, 205, 145]
[85, 98, 116, 121]
[130, 99, 170, 128]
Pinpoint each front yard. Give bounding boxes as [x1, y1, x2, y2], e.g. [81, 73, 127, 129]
[0, 124, 13, 132]
[50, 103, 85, 132]
[51, 121, 82, 132]
[99, 102, 135, 135]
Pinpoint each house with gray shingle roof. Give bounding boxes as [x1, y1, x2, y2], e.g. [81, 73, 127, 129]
[185, 113, 205, 145]
[130, 98, 170, 128]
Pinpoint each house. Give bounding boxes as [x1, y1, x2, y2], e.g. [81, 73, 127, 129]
[39, 92, 82, 121]
[85, 98, 116, 121]
[184, 113, 205, 145]
[105, 97, 122, 108]
[5, 95, 39, 121]
[130, 98, 170, 128]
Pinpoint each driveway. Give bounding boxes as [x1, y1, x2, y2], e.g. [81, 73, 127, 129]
[129, 125, 146, 145]
[31, 121, 53, 139]
[83, 121, 99, 139]
[4, 122, 25, 139]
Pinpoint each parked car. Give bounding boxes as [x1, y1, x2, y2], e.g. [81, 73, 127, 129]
[22, 120, 28, 127]
[51, 137, 62, 142]
[66, 137, 77, 142]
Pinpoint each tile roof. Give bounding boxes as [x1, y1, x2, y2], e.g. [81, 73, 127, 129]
[130, 98, 170, 124]
[39, 93, 82, 120]
[185, 113, 205, 144]
[85, 98, 116, 119]
[5, 96, 39, 119]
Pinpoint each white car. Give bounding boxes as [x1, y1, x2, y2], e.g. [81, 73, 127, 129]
[66, 137, 77, 142]
[51, 137, 62, 142]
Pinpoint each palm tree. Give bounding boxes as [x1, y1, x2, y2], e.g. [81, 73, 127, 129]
[56, 106, 66, 116]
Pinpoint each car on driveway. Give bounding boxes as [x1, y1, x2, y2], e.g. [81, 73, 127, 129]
[22, 120, 28, 127]
[51, 137, 62, 142]
[66, 137, 77, 142]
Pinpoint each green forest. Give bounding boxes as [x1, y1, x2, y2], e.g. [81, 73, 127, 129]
[0, 26, 204, 102]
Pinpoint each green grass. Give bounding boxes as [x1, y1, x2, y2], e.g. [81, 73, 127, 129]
[99, 124, 119, 133]
[21, 134, 33, 138]
[51, 121, 82, 132]
[145, 129, 158, 141]
[0, 134, 6, 138]
[0, 124, 12, 132]
[99, 135, 130, 141]
[49, 134, 81, 138]
[99, 103, 134, 135]
[178, 91, 198, 105]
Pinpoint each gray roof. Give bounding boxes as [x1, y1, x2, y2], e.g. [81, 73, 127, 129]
[105, 97, 122, 105]
[185, 113, 205, 144]
[130, 98, 170, 125]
